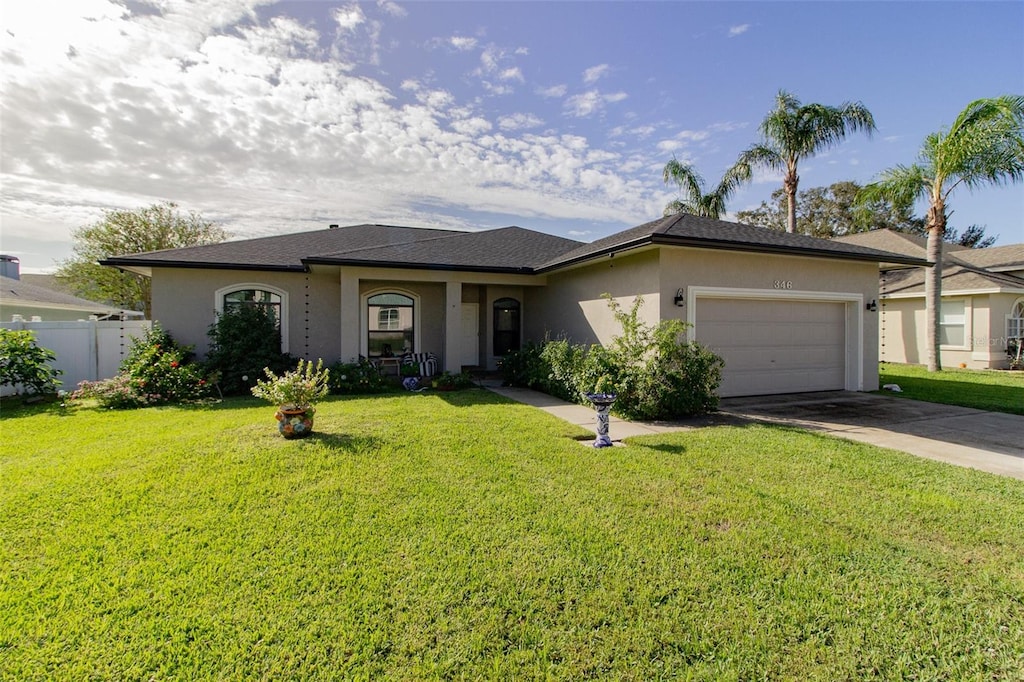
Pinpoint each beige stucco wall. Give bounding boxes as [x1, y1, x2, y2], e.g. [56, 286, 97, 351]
[524, 249, 661, 346]
[879, 292, 1022, 369]
[529, 245, 880, 393]
[151, 268, 341, 361]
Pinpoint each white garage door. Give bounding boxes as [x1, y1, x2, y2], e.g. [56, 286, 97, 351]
[696, 298, 847, 397]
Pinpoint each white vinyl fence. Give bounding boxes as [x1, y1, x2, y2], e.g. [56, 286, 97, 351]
[1, 319, 152, 396]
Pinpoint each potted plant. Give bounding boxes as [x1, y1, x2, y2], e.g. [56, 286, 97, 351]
[251, 358, 330, 438]
[431, 371, 458, 391]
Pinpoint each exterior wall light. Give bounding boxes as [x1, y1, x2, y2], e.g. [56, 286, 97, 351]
[674, 288, 685, 307]
[866, 299, 878, 312]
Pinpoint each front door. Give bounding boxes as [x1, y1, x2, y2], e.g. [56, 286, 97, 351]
[493, 298, 521, 357]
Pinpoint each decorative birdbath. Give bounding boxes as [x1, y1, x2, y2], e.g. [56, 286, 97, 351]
[584, 393, 617, 448]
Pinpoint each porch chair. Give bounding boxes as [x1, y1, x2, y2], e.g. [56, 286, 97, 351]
[401, 352, 438, 377]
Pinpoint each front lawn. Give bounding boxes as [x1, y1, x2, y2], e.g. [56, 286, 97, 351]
[878, 362, 1024, 415]
[2, 392, 1022, 679]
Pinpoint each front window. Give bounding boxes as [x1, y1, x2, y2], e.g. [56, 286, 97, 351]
[368, 293, 413, 357]
[223, 289, 282, 328]
[1008, 299, 1024, 341]
[939, 300, 966, 347]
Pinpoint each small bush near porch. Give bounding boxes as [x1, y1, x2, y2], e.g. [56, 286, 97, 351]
[3, 391, 1023, 679]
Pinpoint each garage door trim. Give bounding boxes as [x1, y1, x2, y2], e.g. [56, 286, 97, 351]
[685, 286, 865, 393]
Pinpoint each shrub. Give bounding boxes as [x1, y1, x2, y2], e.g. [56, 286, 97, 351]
[498, 341, 548, 389]
[501, 295, 723, 419]
[329, 358, 391, 394]
[72, 324, 211, 408]
[0, 329, 63, 395]
[204, 305, 293, 395]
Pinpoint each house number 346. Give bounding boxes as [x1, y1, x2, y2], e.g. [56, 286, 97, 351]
[773, 280, 793, 289]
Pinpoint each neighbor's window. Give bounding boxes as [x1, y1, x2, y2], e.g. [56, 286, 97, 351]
[378, 307, 400, 331]
[367, 293, 414, 356]
[939, 300, 966, 347]
[1008, 299, 1024, 340]
[223, 288, 282, 328]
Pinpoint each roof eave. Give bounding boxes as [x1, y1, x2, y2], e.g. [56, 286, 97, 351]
[100, 258, 308, 274]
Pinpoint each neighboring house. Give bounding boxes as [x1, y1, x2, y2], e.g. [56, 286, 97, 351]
[0, 255, 144, 322]
[834, 229, 1024, 370]
[103, 215, 924, 397]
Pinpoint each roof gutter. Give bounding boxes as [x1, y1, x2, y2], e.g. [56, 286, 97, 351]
[100, 258, 309, 274]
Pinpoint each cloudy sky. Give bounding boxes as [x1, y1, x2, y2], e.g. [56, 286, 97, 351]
[2, 0, 1022, 273]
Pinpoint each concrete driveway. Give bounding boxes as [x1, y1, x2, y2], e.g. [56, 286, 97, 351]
[718, 392, 1024, 480]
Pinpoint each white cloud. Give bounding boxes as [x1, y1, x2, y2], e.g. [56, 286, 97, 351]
[498, 113, 544, 130]
[583, 63, 609, 84]
[728, 24, 750, 37]
[564, 90, 628, 117]
[450, 36, 477, 51]
[333, 4, 365, 31]
[537, 84, 567, 98]
[377, 0, 407, 18]
[499, 67, 524, 82]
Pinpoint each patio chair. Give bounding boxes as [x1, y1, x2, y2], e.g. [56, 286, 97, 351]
[401, 352, 438, 377]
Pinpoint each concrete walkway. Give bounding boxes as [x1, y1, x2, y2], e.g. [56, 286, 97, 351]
[484, 383, 1024, 480]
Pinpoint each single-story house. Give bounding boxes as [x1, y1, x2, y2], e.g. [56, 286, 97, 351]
[834, 230, 1024, 370]
[103, 215, 925, 397]
[1, 255, 144, 322]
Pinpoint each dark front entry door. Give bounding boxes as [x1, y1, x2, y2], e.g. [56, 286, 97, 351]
[493, 298, 520, 356]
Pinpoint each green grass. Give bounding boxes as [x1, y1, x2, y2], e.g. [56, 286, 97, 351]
[2, 391, 1023, 680]
[878, 362, 1024, 415]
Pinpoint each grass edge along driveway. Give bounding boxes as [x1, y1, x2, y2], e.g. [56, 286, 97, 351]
[2, 391, 1022, 680]
[878, 362, 1024, 415]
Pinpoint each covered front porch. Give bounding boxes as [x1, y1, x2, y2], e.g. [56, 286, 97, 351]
[334, 266, 546, 373]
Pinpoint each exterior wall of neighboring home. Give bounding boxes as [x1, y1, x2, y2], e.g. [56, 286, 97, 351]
[879, 293, 1021, 370]
[151, 268, 341, 360]
[524, 249, 661, 345]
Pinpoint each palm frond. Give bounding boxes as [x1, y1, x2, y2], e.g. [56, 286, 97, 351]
[858, 164, 930, 209]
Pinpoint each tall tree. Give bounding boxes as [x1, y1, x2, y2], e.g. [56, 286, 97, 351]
[859, 96, 1024, 372]
[662, 158, 747, 219]
[729, 90, 876, 233]
[57, 202, 227, 318]
[736, 180, 924, 238]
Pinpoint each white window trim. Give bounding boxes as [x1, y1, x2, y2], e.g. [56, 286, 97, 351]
[685, 286, 865, 392]
[938, 298, 971, 351]
[360, 288, 421, 357]
[214, 283, 289, 353]
[1007, 297, 1024, 342]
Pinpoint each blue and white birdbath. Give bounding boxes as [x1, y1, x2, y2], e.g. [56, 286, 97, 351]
[584, 393, 617, 448]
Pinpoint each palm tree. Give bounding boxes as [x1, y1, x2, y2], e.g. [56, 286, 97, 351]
[662, 158, 747, 219]
[729, 90, 876, 233]
[859, 95, 1024, 372]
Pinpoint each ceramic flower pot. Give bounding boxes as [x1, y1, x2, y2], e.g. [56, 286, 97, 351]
[274, 406, 315, 438]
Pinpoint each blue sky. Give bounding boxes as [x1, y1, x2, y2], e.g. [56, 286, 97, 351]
[2, 0, 1022, 273]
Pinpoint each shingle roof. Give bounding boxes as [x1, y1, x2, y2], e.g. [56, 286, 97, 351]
[881, 264, 1024, 296]
[949, 243, 1024, 271]
[0, 276, 142, 316]
[304, 226, 582, 272]
[103, 217, 927, 275]
[538, 214, 928, 270]
[833, 228, 970, 261]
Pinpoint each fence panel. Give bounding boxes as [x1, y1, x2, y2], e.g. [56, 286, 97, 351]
[1, 320, 151, 395]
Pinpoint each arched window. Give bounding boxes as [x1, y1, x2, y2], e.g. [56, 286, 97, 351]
[1008, 298, 1024, 340]
[215, 284, 289, 352]
[493, 297, 521, 356]
[367, 292, 414, 357]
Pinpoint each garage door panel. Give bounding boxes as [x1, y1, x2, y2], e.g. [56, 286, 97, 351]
[696, 298, 847, 397]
